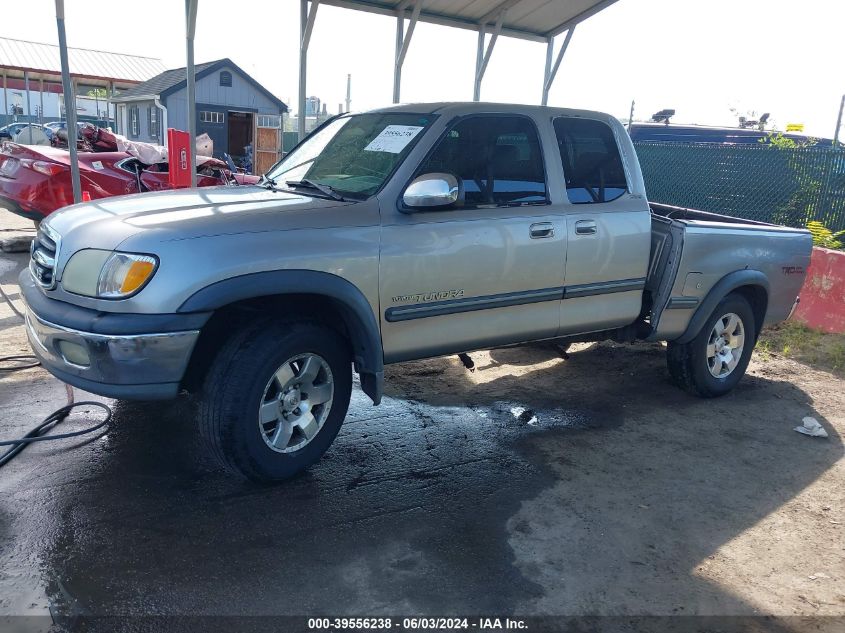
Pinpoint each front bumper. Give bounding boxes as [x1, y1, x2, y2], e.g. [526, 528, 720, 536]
[24, 309, 199, 400]
[19, 269, 205, 400]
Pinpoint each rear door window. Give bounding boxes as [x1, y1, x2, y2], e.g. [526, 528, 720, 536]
[417, 115, 547, 207]
[553, 117, 628, 204]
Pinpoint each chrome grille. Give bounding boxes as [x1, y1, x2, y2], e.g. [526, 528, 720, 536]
[30, 224, 61, 289]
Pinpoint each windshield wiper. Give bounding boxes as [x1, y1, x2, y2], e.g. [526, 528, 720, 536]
[259, 174, 278, 191]
[285, 178, 345, 201]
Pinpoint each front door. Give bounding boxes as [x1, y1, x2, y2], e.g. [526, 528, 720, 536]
[379, 114, 567, 363]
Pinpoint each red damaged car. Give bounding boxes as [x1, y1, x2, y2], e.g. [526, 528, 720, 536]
[0, 142, 259, 224]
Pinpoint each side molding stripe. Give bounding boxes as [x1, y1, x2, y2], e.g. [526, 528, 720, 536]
[384, 278, 646, 322]
[564, 278, 646, 299]
[666, 296, 700, 309]
[385, 287, 563, 323]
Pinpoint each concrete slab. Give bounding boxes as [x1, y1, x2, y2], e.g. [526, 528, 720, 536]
[0, 235, 33, 253]
[0, 208, 37, 253]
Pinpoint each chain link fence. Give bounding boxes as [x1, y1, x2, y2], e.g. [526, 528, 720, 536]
[634, 142, 845, 231]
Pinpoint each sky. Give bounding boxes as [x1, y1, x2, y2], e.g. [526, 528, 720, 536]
[2, 0, 843, 138]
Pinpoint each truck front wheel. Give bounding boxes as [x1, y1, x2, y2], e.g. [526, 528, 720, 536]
[199, 320, 352, 481]
[666, 292, 756, 398]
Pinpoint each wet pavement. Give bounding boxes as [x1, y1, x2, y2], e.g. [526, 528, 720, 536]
[1, 235, 844, 632]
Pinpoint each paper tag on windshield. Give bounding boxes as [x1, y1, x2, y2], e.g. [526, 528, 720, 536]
[364, 125, 423, 153]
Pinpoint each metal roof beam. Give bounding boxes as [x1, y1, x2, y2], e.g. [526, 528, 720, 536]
[393, 1, 421, 103]
[541, 26, 575, 106]
[473, 9, 506, 101]
[545, 0, 618, 38]
[479, 0, 522, 26]
[318, 0, 547, 43]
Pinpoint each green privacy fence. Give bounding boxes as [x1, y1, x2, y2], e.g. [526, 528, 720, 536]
[634, 142, 845, 231]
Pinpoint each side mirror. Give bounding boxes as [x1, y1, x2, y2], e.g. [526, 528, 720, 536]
[402, 173, 460, 209]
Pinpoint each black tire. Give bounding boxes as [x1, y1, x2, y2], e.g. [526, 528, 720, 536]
[200, 320, 352, 482]
[666, 292, 756, 398]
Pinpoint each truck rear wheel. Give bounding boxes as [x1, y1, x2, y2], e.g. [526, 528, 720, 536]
[666, 292, 756, 398]
[199, 320, 352, 482]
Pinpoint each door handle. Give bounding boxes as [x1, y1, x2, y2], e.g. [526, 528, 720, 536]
[530, 222, 555, 239]
[575, 220, 597, 235]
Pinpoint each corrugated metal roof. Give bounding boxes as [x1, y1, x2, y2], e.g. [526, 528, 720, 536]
[318, 0, 618, 41]
[0, 37, 165, 83]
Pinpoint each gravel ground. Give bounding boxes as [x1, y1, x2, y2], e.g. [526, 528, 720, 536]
[0, 208, 842, 630]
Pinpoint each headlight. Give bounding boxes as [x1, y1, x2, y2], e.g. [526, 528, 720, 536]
[62, 249, 158, 298]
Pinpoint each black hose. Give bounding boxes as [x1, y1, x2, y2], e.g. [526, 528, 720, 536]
[0, 401, 112, 468]
[0, 355, 40, 371]
[0, 271, 114, 468]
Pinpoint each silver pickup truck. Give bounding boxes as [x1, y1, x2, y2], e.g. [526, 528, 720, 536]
[20, 103, 812, 481]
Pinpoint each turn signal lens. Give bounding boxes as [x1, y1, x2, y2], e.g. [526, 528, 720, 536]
[97, 253, 158, 298]
[120, 260, 156, 294]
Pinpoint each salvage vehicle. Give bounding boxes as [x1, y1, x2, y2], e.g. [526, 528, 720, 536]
[0, 123, 51, 145]
[0, 142, 258, 223]
[20, 103, 812, 481]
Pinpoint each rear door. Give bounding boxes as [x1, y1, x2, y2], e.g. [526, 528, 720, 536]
[379, 114, 567, 362]
[552, 116, 652, 334]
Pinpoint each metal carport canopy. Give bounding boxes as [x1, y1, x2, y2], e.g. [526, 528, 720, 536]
[299, 0, 619, 139]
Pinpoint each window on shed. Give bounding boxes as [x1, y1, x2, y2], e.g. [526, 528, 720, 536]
[258, 115, 281, 128]
[199, 111, 224, 124]
[553, 117, 628, 204]
[417, 115, 547, 207]
[148, 107, 159, 139]
[130, 106, 139, 137]
[219, 71, 233, 87]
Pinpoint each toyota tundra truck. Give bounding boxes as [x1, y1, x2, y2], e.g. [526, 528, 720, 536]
[20, 103, 813, 481]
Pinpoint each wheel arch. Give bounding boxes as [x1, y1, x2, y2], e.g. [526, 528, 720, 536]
[178, 270, 383, 404]
[675, 270, 769, 344]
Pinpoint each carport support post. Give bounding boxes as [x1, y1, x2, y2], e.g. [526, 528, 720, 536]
[299, 0, 320, 142]
[393, 1, 421, 104]
[834, 94, 844, 147]
[55, 0, 81, 204]
[473, 11, 505, 102]
[185, 0, 199, 188]
[24, 71, 32, 143]
[541, 26, 575, 106]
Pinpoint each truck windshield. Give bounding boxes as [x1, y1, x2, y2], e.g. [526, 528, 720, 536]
[265, 113, 435, 199]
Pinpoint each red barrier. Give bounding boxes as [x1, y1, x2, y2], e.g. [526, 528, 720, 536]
[792, 247, 845, 333]
[167, 128, 192, 189]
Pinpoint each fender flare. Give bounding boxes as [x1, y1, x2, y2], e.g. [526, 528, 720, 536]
[178, 270, 384, 404]
[674, 270, 770, 344]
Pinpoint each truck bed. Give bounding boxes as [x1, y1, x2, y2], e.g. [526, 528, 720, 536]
[646, 203, 812, 341]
